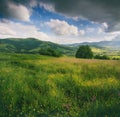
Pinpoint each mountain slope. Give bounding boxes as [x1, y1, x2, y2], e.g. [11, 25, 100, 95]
[0, 38, 75, 55]
[0, 38, 120, 56]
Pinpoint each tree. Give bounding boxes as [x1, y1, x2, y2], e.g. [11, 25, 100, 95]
[75, 45, 93, 59]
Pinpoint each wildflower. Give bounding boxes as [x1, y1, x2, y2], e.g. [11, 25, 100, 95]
[91, 95, 96, 101]
[118, 92, 120, 97]
[62, 103, 71, 111]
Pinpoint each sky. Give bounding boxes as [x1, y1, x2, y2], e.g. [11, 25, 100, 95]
[0, 0, 120, 44]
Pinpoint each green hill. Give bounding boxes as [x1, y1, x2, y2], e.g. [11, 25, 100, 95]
[0, 38, 120, 57]
[0, 38, 75, 56]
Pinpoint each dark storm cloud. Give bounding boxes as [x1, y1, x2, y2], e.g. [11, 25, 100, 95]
[0, 0, 9, 17]
[0, 0, 33, 21]
[0, 0, 120, 31]
[38, 0, 120, 32]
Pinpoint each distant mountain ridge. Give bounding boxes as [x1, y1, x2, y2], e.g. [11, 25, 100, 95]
[67, 38, 120, 49]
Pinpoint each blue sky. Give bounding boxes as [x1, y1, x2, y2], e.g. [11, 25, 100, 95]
[0, 0, 120, 44]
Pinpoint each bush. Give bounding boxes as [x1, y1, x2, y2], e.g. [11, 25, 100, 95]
[94, 54, 110, 60]
[39, 48, 62, 57]
[75, 45, 93, 59]
[112, 57, 120, 60]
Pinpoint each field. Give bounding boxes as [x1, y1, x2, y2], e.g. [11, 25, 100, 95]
[0, 53, 120, 117]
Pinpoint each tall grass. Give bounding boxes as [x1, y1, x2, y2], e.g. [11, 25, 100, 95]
[0, 53, 120, 117]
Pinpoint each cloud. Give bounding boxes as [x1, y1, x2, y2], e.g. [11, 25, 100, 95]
[84, 23, 108, 34]
[0, 19, 49, 40]
[8, 2, 31, 21]
[39, 2, 55, 12]
[102, 22, 108, 29]
[38, 0, 120, 32]
[0, 0, 31, 21]
[0, 19, 119, 44]
[0, 0, 120, 44]
[46, 19, 79, 36]
[1, 0, 120, 31]
[0, 25, 16, 36]
[79, 30, 85, 35]
[97, 23, 108, 34]
[86, 28, 95, 33]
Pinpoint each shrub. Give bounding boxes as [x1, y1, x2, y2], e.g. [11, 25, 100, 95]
[112, 57, 120, 60]
[94, 54, 110, 60]
[39, 48, 62, 57]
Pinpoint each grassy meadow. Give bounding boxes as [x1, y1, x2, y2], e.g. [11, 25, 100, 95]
[0, 53, 120, 117]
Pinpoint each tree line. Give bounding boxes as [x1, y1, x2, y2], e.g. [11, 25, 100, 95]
[75, 45, 110, 60]
[38, 45, 111, 60]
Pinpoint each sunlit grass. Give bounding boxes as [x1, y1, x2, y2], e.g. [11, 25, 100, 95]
[0, 53, 120, 116]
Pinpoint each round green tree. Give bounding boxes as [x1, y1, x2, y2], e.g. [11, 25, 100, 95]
[75, 45, 93, 59]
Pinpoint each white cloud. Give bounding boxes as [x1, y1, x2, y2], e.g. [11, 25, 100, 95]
[0, 20, 16, 36]
[98, 28, 104, 34]
[29, 0, 38, 7]
[39, 2, 55, 12]
[0, 19, 119, 44]
[97, 22, 108, 34]
[0, 20, 49, 40]
[46, 19, 79, 36]
[102, 22, 108, 29]
[84, 22, 108, 34]
[8, 2, 31, 22]
[86, 28, 95, 33]
[109, 31, 120, 35]
[79, 30, 85, 35]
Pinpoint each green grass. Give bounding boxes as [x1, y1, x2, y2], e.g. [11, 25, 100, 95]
[0, 53, 120, 117]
